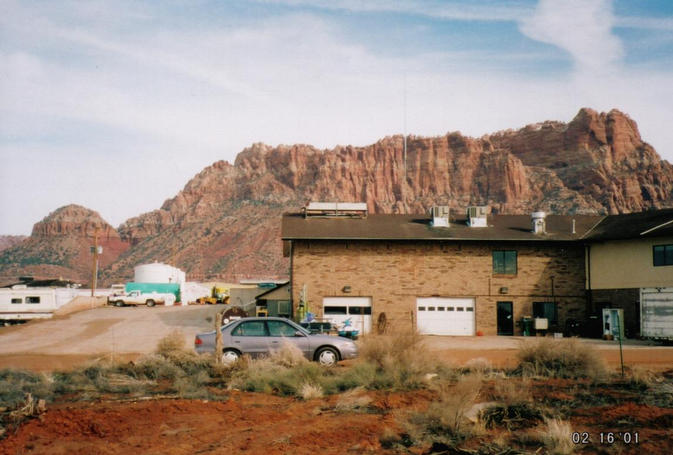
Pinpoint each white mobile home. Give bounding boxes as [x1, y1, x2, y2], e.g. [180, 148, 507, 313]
[0, 287, 80, 322]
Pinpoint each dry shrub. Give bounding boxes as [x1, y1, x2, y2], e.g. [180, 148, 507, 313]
[481, 378, 544, 431]
[402, 376, 482, 448]
[299, 383, 324, 400]
[625, 365, 661, 389]
[463, 357, 493, 374]
[355, 334, 445, 390]
[517, 338, 606, 379]
[228, 355, 323, 396]
[269, 341, 308, 368]
[156, 329, 186, 356]
[492, 378, 532, 406]
[0, 370, 53, 409]
[335, 387, 373, 412]
[539, 418, 575, 455]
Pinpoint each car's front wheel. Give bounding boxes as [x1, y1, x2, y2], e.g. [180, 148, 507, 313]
[115, 300, 124, 307]
[316, 347, 339, 367]
[221, 349, 241, 365]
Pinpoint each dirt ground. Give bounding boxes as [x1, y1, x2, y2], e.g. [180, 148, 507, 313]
[1, 383, 672, 455]
[2, 307, 673, 453]
[2, 305, 673, 372]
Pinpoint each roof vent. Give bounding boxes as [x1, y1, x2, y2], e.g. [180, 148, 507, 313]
[431, 206, 450, 227]
[531, 211, 546, 234]
[467, 206, 489, 227]
[303, 202, 368, 218]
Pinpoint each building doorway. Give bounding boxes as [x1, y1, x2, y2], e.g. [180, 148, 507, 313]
[497, 301, 514, 335]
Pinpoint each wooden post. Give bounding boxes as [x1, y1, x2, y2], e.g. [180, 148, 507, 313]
[215, 310, 223, 364]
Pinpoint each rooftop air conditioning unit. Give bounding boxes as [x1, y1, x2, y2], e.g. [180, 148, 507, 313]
[466, 206, 488, 227]
[431, 206, 450, 227]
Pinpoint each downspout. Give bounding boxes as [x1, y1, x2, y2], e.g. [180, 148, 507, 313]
[289, 240, 294, 319]
[585, 244, 593, 316]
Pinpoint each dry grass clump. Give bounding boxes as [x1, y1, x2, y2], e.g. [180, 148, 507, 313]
[482, 378, 544, 431]
[401, 376, 482, 449]
[155, 329, 186, 356]
[268, 341, 308, 368]
[299, 383, 324, 400]
[539, 418, 576, 455]
[228, 354, 324, 396]
[352, 334, 448, 390]
[334, 387, 372, 412]
[0, 370, 53, 409]
[462, 357, 493, 374]
[517, 338, 606, 379]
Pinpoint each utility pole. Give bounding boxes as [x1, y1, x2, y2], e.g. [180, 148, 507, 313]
[90, 228, 101, 297]
[403, 73, 407, 177]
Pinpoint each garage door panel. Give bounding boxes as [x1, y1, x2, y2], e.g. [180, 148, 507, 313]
[417, 297, 475, 336]
[323, 297, 372, 334]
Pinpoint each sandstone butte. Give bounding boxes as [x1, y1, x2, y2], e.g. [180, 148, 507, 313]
[1, 107, 671, 285]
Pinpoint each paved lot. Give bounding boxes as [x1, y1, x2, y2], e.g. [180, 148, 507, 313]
[0, 305, 223, 369]
[1, 306, 671, 371]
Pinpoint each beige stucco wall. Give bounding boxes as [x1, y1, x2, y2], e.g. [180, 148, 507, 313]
[588, 237, 673, 290]
[291, 240, 587, 335]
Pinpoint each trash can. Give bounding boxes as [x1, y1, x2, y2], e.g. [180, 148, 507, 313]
[522, 317, 533, 336]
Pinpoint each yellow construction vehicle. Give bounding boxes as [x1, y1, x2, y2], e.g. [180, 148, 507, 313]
[196, 286, 230, 305]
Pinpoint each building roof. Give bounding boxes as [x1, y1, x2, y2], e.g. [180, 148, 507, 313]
[583, 208, 673, 241]
[255, 282, 290, 301]
[282, 213, 603, 242]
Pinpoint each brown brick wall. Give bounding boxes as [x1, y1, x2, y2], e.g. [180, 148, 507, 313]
[290, 240, 587, 335]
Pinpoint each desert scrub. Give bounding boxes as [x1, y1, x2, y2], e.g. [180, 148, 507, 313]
[228, 343, 326, 396]
[0, 369, 53, 408]
[482, 378, 544, 431]
[353, 333, 450, 390]
[400, 376, 482, 450]
[539, 418, 576, 455]
[516, 338, 607, 379]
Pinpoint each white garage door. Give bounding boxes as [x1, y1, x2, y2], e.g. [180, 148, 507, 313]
[323, 297, 372, 334]
[417, 297, 475, 336]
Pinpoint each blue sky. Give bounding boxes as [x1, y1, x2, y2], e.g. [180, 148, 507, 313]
[1, 0, 672, 234]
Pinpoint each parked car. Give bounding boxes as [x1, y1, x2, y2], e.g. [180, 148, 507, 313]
[194, 317, 358, 367]
[107, 290, 165, 307]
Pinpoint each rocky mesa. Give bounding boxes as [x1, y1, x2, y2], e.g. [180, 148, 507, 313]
[2, 108, 672, 285]
[0, 205, 129, 283]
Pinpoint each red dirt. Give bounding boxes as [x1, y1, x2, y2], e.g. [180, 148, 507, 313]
[0, 392, 420, 455]
[433, 347, 673, 371]
[2, 385, 672, 455]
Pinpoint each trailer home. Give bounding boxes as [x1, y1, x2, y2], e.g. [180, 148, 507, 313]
[0, 287, 79, 323]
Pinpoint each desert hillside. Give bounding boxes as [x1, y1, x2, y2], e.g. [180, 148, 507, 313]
[1, 108, 671, 285]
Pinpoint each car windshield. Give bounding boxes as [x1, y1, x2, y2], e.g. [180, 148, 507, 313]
[280, 319, 311, 336]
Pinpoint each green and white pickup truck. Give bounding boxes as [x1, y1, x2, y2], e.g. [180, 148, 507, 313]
[107, 290, 165, 307]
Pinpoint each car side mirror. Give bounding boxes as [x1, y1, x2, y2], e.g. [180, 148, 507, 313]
[294, 330, 306, 337]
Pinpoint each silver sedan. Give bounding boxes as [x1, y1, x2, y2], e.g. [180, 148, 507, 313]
[194, 317, 358, 367]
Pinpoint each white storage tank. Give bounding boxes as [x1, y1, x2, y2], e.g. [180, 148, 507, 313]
[134, 262, 186, 284]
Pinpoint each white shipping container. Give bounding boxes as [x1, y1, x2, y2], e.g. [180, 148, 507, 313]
[640, 287, 673, 340]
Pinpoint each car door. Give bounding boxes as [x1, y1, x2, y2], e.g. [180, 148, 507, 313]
[266, 320, 311, 358]
[230, 320, 269, 357]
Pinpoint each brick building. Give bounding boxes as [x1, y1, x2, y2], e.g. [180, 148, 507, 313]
[281, 204, 603, 336]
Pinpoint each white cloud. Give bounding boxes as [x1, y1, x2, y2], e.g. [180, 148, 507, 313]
[519, 0, 623, 75]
